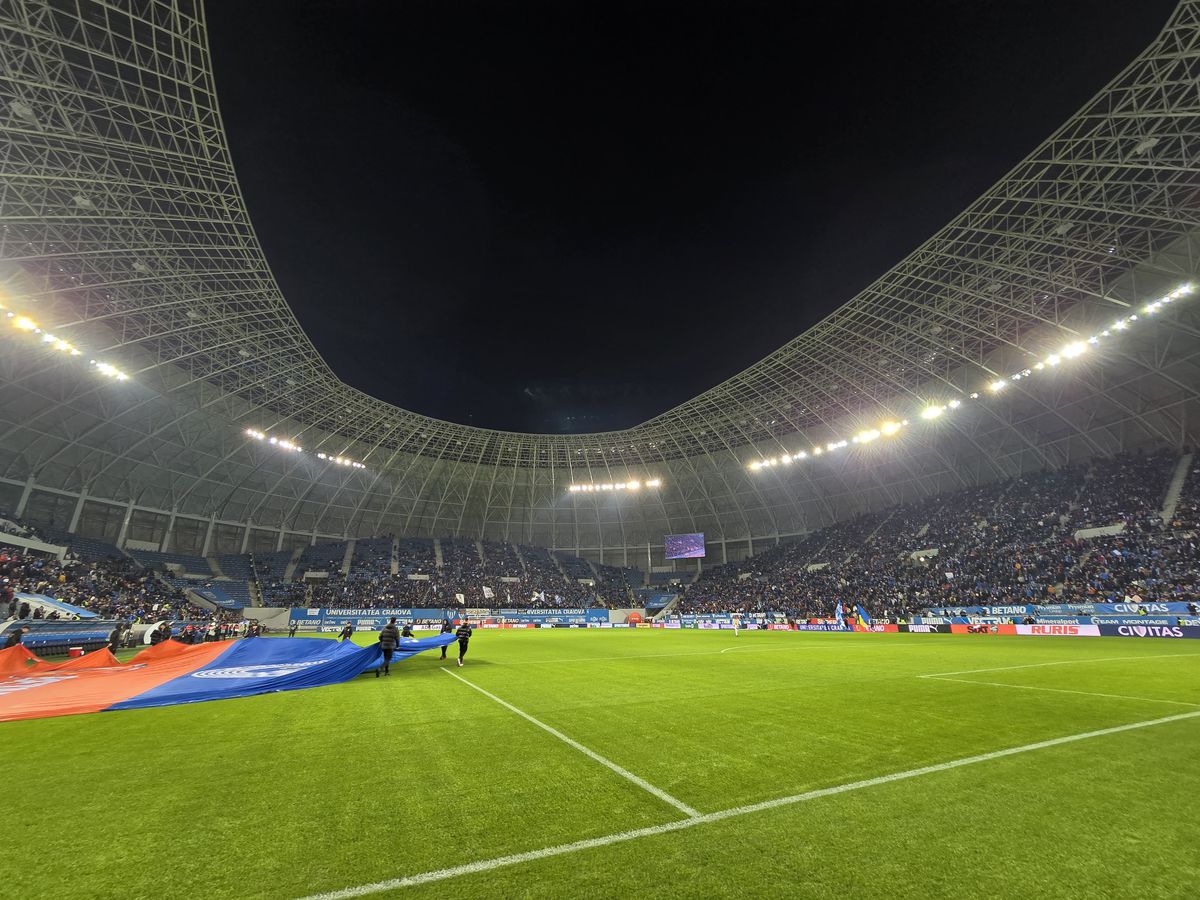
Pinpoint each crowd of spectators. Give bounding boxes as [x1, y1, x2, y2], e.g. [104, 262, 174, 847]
[679, 450, 1198, 617]
[1073, 449, 1176, 530]
[1, 549, 201, 622]
[299, 536, 635, 610]
[8, 447, 1190, 622]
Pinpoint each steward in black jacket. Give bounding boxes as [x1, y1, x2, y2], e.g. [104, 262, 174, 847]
[377, 618, 400, 677]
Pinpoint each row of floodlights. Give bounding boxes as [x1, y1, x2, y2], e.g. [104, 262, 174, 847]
[569, 479, 662, 493]
[245, 429, 366, 469]
[4, 310, 129, 380]
[750, 283, 1193, 472]
[986, 284, 1191, 394]
[751, 421, 909, 469]
[317, 452, 366, 469]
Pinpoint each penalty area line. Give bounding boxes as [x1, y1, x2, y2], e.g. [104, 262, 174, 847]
[919, 652, 1200, 679]
[923, 675, 1200, 708]
[441, 669, 700, 818]
[296, 709, 1200, 900]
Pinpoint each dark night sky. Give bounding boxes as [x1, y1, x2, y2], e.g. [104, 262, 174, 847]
[206, 0, 1176, 434]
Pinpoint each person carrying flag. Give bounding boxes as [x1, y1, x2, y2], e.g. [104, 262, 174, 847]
[377, 617, 400, 678]
[439, 618, 453, 660]
[454, 619, 473, 667]
[338, 622, 354, 643]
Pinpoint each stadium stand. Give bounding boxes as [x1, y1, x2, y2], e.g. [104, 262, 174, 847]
[554, 550, 593, 581]
[298, 542, 348, 573]
[481, 540, 523, 577]
[126, 549, 211, 575]
[678, 453, 1200, 618]
[2, 549, 191, 621]
[396, 538, 437, 575]
[1074, 449, 1177, 530]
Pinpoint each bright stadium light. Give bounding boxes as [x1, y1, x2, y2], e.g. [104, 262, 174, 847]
[13, 316, 37, 331]
[745, 282, 1194, 475]
[92, 361, 128, 380]
[570, 478, 661, 492]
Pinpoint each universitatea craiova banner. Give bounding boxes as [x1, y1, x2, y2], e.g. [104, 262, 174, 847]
[0, 635, 456, 722]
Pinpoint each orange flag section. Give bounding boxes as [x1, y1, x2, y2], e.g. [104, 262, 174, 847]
[0, 640, 233, 722]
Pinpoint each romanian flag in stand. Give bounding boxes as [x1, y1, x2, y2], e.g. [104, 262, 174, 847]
[0, 634, 456, 722]
[853, 604, 873, 632]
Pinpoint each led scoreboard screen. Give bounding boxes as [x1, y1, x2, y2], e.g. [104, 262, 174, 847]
[664, 533, 706, 559]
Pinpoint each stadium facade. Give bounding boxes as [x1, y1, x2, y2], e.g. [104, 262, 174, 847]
[1, 0, 1199, 569]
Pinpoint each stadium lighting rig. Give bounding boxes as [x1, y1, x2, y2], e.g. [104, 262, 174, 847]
[244, 428, 302, 452]
[748, 282, 1194, 473]
[244, 428, 368, 469]
[2, 306, 134, 381]
[569, 478, 662, 493]
[317, 452, 366, 469]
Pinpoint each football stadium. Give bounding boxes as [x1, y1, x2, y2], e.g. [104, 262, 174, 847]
[2, 1, 1200, 898]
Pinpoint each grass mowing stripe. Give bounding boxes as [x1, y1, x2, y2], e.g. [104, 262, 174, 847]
[920, 652, 1200, 678]
[494, 644, 852, 666]
[442, 669, 700, 818]
[297, 709, 1200, 900]
[924, 675, 1200, 707]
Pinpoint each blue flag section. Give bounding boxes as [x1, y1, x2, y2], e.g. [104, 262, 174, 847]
[109, 635, 458, 712]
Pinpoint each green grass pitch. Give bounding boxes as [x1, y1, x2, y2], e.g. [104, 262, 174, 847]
[5, 629, 1198, 899]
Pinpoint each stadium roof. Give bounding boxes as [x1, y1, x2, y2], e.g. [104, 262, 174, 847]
[1, 0, 1199, 556]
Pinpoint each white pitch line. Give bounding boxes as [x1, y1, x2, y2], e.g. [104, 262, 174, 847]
[297, 709, 1200, 900]
[919, 652, 1200, 679]
[924, 675, 1200, 708]
[441, 669, 700, 818]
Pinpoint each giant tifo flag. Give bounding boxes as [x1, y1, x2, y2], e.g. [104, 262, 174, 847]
[0, 634, 456, 722]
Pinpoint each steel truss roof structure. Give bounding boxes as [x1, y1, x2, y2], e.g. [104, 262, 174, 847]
[1, 0, 1199, 562]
